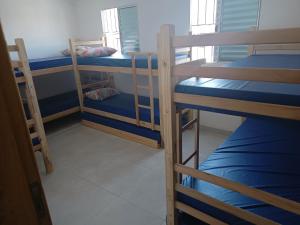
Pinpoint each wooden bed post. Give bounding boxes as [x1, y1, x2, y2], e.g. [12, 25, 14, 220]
[158, 24, 177, 225]
[69, 39, 84, 111]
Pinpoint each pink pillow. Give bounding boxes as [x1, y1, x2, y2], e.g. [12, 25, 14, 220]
[85, 88, 119, 101]
[77, 46, 117, 57]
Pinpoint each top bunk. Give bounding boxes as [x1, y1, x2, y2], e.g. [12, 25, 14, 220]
[175, 54, 300, 119]
[70, 38, 191, 76]
[158, 25, 300, 121]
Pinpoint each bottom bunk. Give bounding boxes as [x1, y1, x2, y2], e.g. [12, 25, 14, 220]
[82, 112, 161, 148]
[178, 117, 300, 224]
[38, 90, 80, 123]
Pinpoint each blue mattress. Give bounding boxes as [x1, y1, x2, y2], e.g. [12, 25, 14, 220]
[82, 112, 161, 143]
[38, 90, 79, 118]
[77, 52, 188, 69]
[179, 118, 300, 224]
[84, 92, 160, 125]
[29, 56, 73, 70]
[176, 55, 300, 114]
[24, 90, 79, 119]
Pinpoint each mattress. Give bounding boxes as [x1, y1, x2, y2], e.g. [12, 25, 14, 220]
[176, 54, 300, 114]
[84, 92, 160, 125]
[179, 118, 300, 225]
[29, 56, 73, 70]
[77, 52, 188, 69]
[23, 90, 79, 119]
[82, 112, 161, 143]
[38, 90, 79, 118]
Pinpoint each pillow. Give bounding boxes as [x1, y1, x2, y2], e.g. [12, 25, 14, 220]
[77, 46, 117, 57]
[62, 49, 70, 56]
[85, 88, 119, 101]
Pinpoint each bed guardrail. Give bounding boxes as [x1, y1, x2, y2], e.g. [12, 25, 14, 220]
[158, 24, 300, 225]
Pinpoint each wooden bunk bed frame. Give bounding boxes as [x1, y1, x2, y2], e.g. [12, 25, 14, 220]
[8, 39, 53, 174]
[69, 37, 192, 148]
[158, 24, 300, 225]
[16, 41, 81, 124]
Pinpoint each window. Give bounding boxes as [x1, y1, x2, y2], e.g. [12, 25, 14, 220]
[218, 0, 261, 61]
[101, 6, 140, 54]
[190, 0, 218, 62]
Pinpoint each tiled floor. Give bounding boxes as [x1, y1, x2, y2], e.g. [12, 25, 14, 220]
[37, 120, 230, 225]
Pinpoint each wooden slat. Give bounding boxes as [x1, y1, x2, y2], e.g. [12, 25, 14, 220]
[175, 202, 228, 225]
[42, 106, 80, 123]
[182, 118, 197, 131]
[78, 65, 159, 76]
[15, 76, 26, 84]
[173, 28, 300, 48]
[33, 144, 42, 152]
[137, 85, 150, 90]
[72, 40, 104, 46]
[82, 79, 111, 89]
[176, 111, 182, 183]
[11, 60, 22, 69]
[175, 164, 300, 215]
[132, 55, 140, 126]
[253, 43, 300, 52]
[81, 120, 160, 149]
[31, 65, 73, 77]
[174, 64, 300, 84]
[138, 104, 151, 109]
[7, 45, 18, 52]
[27, 119, 34, 128]
[176, 184, 279, 225]
[128, 51, 156, 56]
[148, 55, 155, 130]
[83, 107, 160, 131]
[30, 132, 39, 139]
[174, 93, 300, 121]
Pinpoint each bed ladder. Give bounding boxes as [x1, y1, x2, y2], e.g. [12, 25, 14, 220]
[131, 52, 156, 130]
[8, 39, 53, 174]
[176, 109, 200, 183]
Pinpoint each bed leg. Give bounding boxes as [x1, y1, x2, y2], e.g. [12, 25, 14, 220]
[194, 110, 200, 169]
[176, 110, 183, 183]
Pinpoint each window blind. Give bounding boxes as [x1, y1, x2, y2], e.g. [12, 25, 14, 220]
[218, 0, 260, 61]
[118, 6, 140, 54]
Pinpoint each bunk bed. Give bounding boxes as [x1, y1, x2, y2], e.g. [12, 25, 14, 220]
[25, 56, 80, 123]
[158, 25, 300, 225]
[8, 39, 53, 174]
[69, 38, 192, 148]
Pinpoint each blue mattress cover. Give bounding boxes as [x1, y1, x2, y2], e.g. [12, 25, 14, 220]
[179, 118, 300, 224]
[77, 52, 188, 69]
[29, 56, 73, 70]
[38, 90, 79, 117]
[176, 55, 300, 110]
[84, 92, 160, 125]
[82, 112, 161, 142]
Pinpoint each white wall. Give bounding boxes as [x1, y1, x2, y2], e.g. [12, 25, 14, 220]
[0, 0, 78, 99]
[73, 0, 190, 51]
[0, 0, 76, 58]
[260, 0, 300, 29]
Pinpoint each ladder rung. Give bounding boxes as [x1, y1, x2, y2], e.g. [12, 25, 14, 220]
[33, 144, 42, 152]
[16, 76, 26, 84]
[137, 85, 150, 90]
[138, 104, 151, 110]
[11, 60, 22, 69]
[27, 119, 35, 128]
[182, 118, 198, 131]
[8, 45, 18, 52]
[30, 132, 39, 139]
